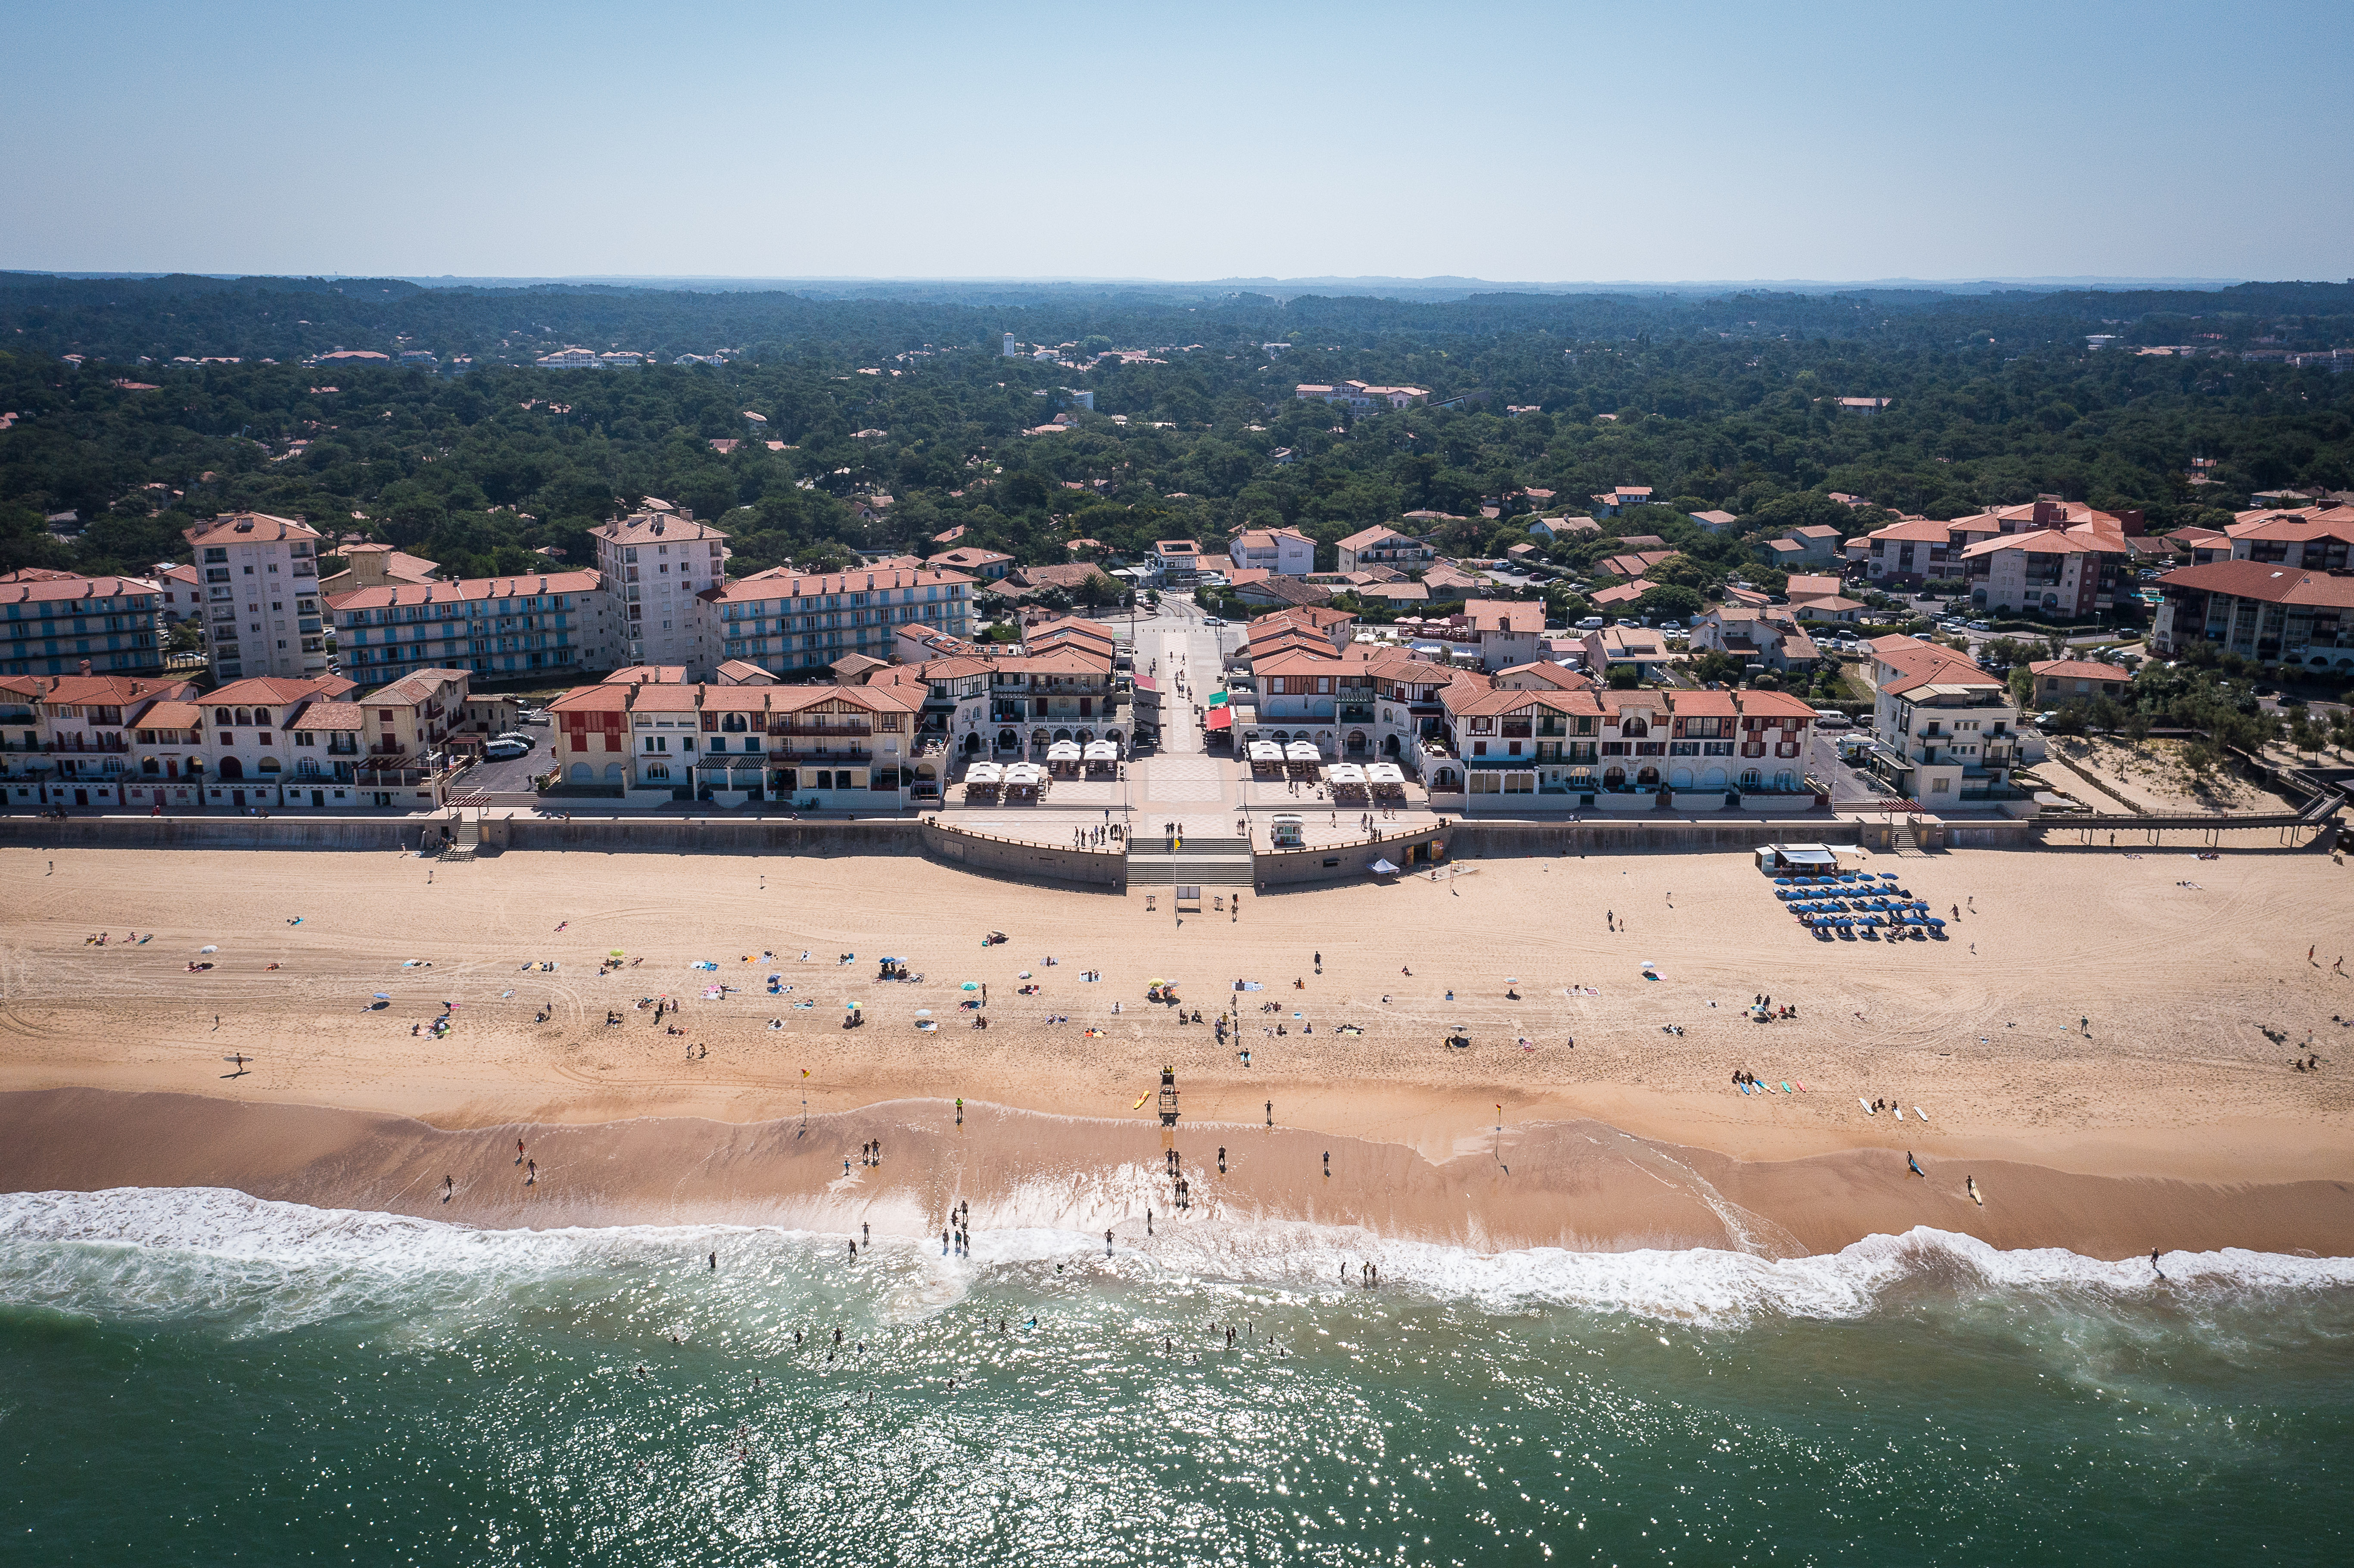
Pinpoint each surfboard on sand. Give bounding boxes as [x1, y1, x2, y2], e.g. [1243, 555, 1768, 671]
[1968, 1177, 1983, 1207]
[1894, 1106, 1905, 1120]
[1859, 1097, 1874, 1114]
[1915, 1107, 1930, 1121]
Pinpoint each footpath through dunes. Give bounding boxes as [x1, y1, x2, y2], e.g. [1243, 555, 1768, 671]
[5, 1088, 2353, 1263]
[1, 842, 2352, 1229]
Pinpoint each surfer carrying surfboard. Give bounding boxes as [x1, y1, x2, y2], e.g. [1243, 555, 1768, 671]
[1906, 1151, 1926, 1179]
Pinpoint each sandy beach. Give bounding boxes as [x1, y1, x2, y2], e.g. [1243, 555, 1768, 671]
[3, 841, 2351, 1259]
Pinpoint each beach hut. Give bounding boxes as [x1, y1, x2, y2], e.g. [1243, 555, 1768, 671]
[1754, 843, 1841, 875]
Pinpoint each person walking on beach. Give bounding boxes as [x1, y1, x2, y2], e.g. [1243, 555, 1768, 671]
[516, 1139, 526, 1164]
[525, 1159, 536, 1185]
[2151, 1248, 2165, 1279]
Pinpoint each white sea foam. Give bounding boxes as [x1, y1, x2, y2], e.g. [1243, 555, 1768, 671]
[3, 1187, 2349, 1332]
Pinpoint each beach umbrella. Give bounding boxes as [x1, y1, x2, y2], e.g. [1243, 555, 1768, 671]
[1368, 858, 1401, 875]
[200, 945, 218, 953]
[372, 992, 390, 1000]
[915, 1009, 931, 1017]
[960, 981, 980, 991]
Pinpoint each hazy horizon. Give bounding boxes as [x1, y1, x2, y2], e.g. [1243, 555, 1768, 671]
[5, 1, 2347, 283]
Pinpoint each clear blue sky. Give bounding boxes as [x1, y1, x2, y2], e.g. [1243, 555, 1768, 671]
[5, 0, 2348, 283]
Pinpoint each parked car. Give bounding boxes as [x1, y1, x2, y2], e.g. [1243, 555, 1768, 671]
[1812, 709, 1854, 729]
[1202, 616, 1224, 627]
[520, 708, 551, 725]
[1967, 619, 1991, 631]
[493, 731, 534, 749]
[1576, 616, 1605, 630]
[485, 739, 529, 759]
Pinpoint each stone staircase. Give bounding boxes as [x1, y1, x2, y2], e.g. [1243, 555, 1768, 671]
[1125, 834, 1253, 887]
[438, 816, 481, 862]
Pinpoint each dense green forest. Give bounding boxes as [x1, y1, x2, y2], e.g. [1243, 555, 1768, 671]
[3, 273, 2351, 594]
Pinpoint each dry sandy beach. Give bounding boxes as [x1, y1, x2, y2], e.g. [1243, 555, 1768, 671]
[3, 842, 2351, 1260]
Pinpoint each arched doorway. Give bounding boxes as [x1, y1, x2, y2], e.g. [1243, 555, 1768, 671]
[1382, 734, 1401, 757]
[1774, 769, 1796, 790]
[997, 729, 1018, 750]
[1670, 766, 1692, 789]
[1431, 766, 1461, 790]
[963, 733, 983, 755]
[1075, 728, 1093, 743]
[1604, 765, 1627, 790]
[1346, 731, 1368, 755]
[570, 763, 592, 782]
[1636, 765, 1660, 788]
[1053, 728, 1073, 742]
[216, 756, 244, 781]
[1031, 728, 1050, 750]
[1740, 768, 1762, 789]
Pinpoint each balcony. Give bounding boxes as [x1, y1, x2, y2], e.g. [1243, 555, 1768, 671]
[768, 720, 873, 737]
[772, 742, 872, 762]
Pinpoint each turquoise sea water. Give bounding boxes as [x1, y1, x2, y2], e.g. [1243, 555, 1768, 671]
[2, 1189, 2350, 1566]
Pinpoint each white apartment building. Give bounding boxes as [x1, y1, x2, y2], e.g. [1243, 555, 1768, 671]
[1232, 526, 1317, 576]
[180, 513, 329, 683]
[1862, 635, 2020, 805]
[588, 507, 730, 672]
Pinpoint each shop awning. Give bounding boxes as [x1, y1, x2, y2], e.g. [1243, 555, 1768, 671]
[1204, 706, 1233, 731]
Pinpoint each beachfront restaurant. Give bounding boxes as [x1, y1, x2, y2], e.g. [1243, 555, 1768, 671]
[962, 760, 1003, 802]
[1366, 761, 1407, 804]
[1247, 740, 1284, 779]
[1084, 739, 1119, 778]
[1046, 739, 1084, 778]
[1326, 762, 1369, 806]
[1284, 740, 1322, 779]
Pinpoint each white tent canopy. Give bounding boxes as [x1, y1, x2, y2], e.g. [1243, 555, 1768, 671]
[1046, 741, 1081, 760]
[1326, 763, 1367, 785]
[1083, 740, 1118, 761]
[1368, 858, 1402, 875]
[964, 762, 1003, 783]
[1003, 762, 1045, 785]
[1365, 762, 1406, 785]
[1247, 741, 1283, 762]
[1284, 740, 1321, 762]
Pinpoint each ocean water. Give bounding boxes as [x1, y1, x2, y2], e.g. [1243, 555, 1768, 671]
[3, 1190, 2351, 1565]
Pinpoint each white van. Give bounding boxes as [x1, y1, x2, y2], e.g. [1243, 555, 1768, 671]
[1812, 709, 1853, 730]
[1576, 616, 1605, 630]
